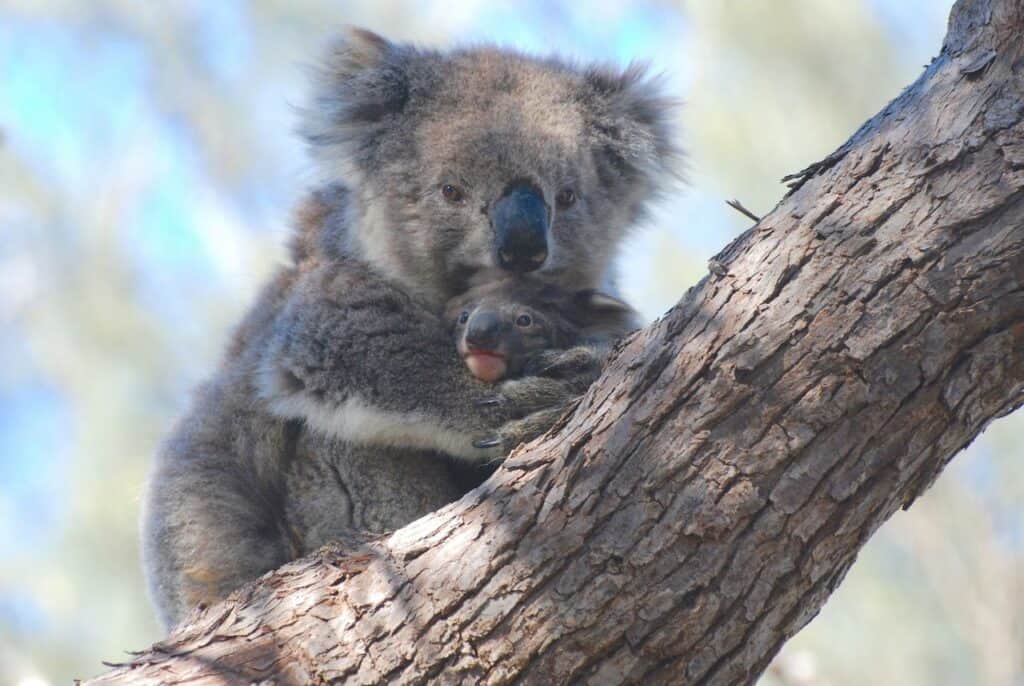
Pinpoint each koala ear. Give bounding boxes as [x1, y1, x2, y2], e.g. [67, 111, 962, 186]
[300, 28, 411, 174]
[573, 289, 641, 338]
[582, 63, 684, 198]
[576, 290, 633, 314]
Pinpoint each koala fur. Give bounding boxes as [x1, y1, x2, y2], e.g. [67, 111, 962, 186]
[301, 28, 681, 306]
[446, 278, 638, 382]
[142, 28, 678, 629]
[444, 279, 639, 449]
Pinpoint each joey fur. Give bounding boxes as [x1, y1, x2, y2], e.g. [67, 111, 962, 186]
[447, 279, 638, 383]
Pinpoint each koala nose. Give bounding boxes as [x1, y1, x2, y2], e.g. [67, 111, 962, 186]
[490, 182, 550, 273]
[465, 312, 503, 351]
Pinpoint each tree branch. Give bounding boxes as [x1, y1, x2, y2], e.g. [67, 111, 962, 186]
[86, 0, 1024, 683]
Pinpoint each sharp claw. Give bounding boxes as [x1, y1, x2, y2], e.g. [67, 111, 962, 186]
[473, 437, 502, 449]
[476, 397, 504, 408]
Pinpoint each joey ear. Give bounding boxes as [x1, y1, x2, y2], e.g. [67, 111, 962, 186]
[576, 290, 633, 314]
[572, 289, 641, 339]
[301, 27, 411, 172]
[582, 63, 684, 196]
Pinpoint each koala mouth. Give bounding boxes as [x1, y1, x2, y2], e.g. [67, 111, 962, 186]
[463, 351, 507, 383]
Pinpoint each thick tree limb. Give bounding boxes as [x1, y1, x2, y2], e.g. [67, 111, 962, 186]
[87, 0, 1024, 683]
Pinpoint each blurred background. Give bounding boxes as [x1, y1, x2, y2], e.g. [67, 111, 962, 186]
[0, 1, 1020, 684]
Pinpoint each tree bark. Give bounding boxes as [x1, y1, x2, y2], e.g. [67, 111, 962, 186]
[88, 1, 1024, 683]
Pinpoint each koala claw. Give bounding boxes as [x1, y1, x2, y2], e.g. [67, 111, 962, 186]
[473, 437, 502, 449]
[476, 397, 505, 408]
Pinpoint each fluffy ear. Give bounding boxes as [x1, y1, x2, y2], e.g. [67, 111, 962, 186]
[576, 290, 633, 313]
[300, 28, 412, 176]
[573, 289, 641, 338]
[582, 63, 684, 198]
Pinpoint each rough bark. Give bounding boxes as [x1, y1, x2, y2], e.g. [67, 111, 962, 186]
[88, 1, 1024, 684]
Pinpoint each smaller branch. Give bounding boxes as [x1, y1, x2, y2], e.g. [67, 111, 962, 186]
[725, 198, 762, 222]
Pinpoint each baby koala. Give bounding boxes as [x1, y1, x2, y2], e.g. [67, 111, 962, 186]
[445, 279, 639, 384]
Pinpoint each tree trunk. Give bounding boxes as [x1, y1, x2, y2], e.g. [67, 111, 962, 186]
[87, 1, 1024, 683]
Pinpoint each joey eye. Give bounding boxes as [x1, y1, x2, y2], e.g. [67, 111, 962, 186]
[442, 184, 465, 203]
[556, 188, 576, 210]
[515, 313, 533, 328]
[458, 310, 469, 324]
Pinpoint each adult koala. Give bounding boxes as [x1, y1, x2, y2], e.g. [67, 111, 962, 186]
[142, 28, 679, 629]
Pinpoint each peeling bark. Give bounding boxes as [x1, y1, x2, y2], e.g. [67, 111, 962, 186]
[86, 1, 1024, 684]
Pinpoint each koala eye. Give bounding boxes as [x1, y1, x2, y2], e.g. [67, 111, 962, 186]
[441, 184, 466, 204]
[556, 188, 576, 210]
[515, 313, 533, 328]
[458, 310, 469, 324]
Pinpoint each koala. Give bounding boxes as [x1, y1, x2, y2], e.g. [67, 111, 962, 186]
[446, 279, 638, 452]
[142, 28, 678, 629]
[446, 278, 638, 383]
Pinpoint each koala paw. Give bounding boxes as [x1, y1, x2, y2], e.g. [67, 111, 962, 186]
[474, 406, 572, 461]
[498, 376, 578, 417]
[524, 345, 605, 391]
[474, 375, 574, 417]
[471, 344, 608, 459]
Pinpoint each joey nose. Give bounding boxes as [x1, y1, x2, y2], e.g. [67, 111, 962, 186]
[465, 312, 503, 351]
[490, 183, 550, 273]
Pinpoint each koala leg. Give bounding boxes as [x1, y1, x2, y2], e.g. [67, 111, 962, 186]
[142, 455, 292, 630]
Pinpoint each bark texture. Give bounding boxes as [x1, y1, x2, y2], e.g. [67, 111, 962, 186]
[88, 1, 1024, 683]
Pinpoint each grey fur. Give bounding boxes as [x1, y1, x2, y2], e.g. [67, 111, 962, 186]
[142, 28, 678, 629]
[301, 28, 682, 306]
[446, 278, 638, 377]
[445, 279, 638, 448]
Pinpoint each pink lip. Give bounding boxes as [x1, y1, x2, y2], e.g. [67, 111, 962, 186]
[464, 350, 505, 360]
[464, 351, 508, 382]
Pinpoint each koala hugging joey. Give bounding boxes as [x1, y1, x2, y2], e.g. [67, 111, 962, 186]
[142, 27, 680, 629]
[446, 278, 639, 448]
[446, 278, 637, 385]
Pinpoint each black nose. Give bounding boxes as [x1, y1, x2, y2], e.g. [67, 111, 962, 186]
[465, 312, 503, 351]
[489, 182, 550, 273]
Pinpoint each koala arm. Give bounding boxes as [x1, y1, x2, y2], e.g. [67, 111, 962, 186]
[474, 342, 611, 453]
[258, 261, 520, 460]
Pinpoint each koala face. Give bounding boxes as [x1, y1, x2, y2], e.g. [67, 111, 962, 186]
[303, 29, 681, 306]
[445, 279, 636, 382]
[449, 294, 560, 383]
